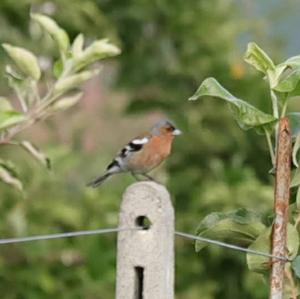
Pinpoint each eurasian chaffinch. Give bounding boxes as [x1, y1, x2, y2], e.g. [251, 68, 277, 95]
[87, 120, 182, 187]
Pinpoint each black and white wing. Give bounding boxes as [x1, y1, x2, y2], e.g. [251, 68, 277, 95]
[106, 135, 151, 173]
[87, 135, 151, 188]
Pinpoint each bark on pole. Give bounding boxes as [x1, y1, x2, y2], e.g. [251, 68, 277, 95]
[269, 117, 292, 299]
[116, 181, 174, 299]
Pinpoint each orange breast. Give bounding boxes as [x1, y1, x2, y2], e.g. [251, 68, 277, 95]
[127, 134, 173, 173]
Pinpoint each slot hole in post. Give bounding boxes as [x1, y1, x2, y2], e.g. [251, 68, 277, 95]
[135, 216, 151, 230]
[135, 266, 144, 299]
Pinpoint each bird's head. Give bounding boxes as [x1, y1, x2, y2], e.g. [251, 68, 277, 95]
[151, 120, 182, 137]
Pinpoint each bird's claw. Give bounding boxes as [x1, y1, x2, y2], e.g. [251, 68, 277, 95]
[131, 172, 159, 183]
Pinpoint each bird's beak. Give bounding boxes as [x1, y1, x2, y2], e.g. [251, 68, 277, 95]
[172, 129, 182, 136]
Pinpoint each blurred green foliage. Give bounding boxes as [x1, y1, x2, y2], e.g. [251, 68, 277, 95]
[0, 0, 299, 298]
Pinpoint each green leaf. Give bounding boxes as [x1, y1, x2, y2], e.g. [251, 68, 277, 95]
[5, 64, 25, 80]
[289, 81, 300, 98]
[247, 224, 299, 273]
[270, 64, 288, 88]
[31, 13, 70, 56]
[2, 43, 41, 80]
[0, 97, 13, 111]
[246, 227, 271, 273]
[275, 55, 300, 94]
[189, 77, 277, 130]
[53, 51, 72, 78]
[284, 264, 300, 299]
[7, 203, 27, 235]
[53, 59, 63, 79]
[291, 168, 300, 188]
[5, 65, 28, 96]
[287, 225, 300, 259]
[195, 208, 266, 252]
[296, 187, 300, 210]
[20, 141, 51, 169]
[73, 39, 121, 72]
[281, 55, 300, 68]
[0, 160, 23, 192]
[274, 68, 300, 93]
[71, 34, 84, 57]
[0, 110, 25, 131]
[244, 42, 275, 74]
[51, 92, 83, 112]
[292, 256, 300, 278]
[0, 97, 25, 131]
[54, 69, 100, 96]
[292, 133, 300, 167]
[287, 112, 300, 138]
[0, 159, 18, 177]
[244, 42, 283, 88]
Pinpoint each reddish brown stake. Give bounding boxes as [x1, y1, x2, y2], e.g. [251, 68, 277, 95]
[269, 117, 292, 299]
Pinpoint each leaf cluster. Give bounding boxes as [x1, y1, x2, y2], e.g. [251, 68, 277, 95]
[0, 13, 120, 193]
[191, 42, 300, 296]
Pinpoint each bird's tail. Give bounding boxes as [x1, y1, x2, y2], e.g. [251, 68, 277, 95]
[86, 172, 112, 188]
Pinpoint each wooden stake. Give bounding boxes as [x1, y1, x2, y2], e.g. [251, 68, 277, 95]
[270, 117, 291, 299]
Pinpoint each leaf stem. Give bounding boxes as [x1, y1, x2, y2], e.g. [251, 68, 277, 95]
[265, 129, 275, 166]
[0, 140, 19, 146]
[14, 86, 28, 113]
[281, 101, 288, 118]
[31, 80, 41, 103]
[0, 61, 73, 145]
[271, 89, 279, 159]
[271, 90, 279, 119]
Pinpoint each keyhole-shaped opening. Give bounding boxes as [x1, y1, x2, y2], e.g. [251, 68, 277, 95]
[135, 216, 151, 230]
[135, 266, 144, 299]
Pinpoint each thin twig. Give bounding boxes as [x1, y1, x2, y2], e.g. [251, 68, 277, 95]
[14, 85, 28, 113]
[284, 267, 298, 299]
[0, 63, 73, 145]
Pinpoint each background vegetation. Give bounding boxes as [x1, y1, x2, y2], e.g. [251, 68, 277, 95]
[1, 0, 300, 298]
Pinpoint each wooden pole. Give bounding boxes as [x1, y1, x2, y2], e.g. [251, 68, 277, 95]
[116, 181, 174, 299]
[269, 117, 291, 299]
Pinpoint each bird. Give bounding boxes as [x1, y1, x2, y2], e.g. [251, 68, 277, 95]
[87, 120, 182, 188]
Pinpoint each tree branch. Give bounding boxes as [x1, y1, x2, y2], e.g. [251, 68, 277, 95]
[269, 117, 291, 299]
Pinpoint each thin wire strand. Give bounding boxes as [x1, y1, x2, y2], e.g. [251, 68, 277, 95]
[175, 231, 290, 262]
[0, 227, 137, 245]
[0, 227, 290, 262]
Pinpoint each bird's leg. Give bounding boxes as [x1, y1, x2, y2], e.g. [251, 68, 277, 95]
[132, 172, 159, 183]
[131, 172, 142, 181]
[141, 173, 156, 182]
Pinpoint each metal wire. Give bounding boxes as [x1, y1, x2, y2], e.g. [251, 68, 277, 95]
[0, 227, 138, 245]
[175, 231, 290, 262]
[0, 227, 290, 262]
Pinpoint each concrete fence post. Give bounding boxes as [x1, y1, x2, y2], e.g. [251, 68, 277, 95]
[116, 181, 174, 299]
